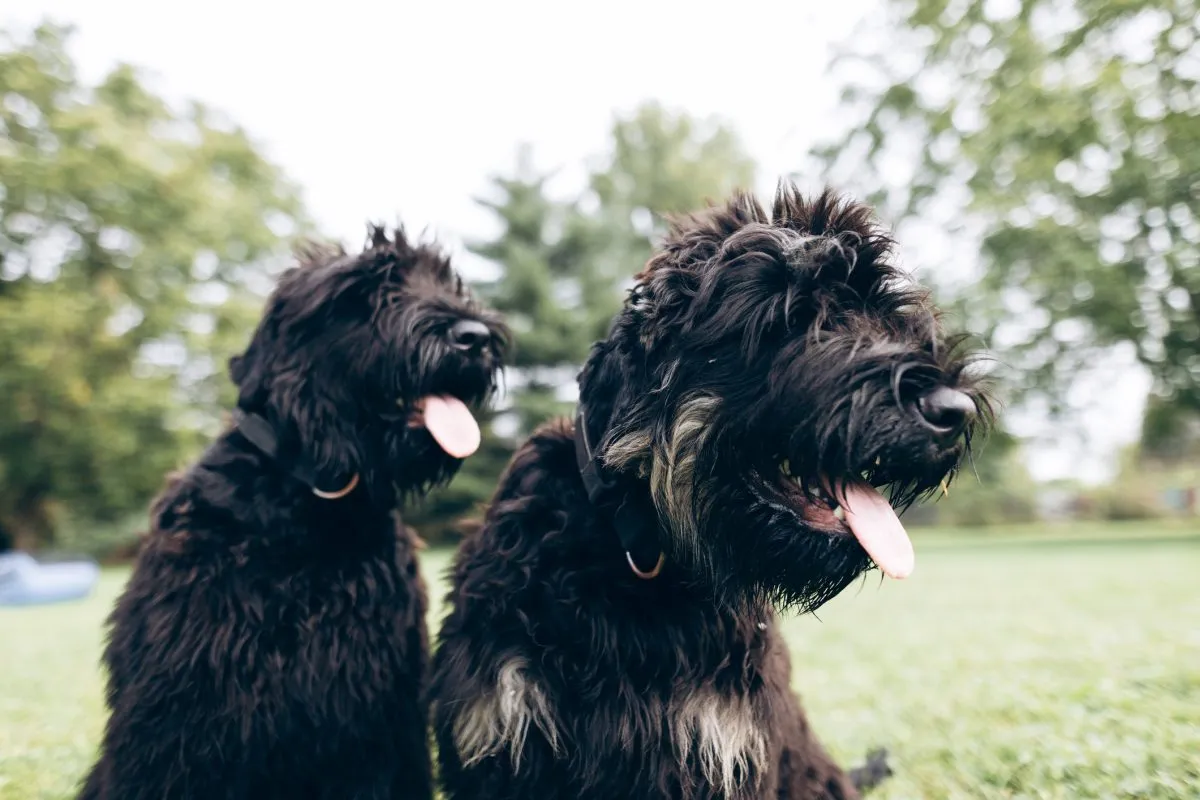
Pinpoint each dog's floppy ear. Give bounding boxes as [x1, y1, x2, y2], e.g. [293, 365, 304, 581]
[228, 354, 247, 384]
[228, 328, 273, 411]
[240, 332, 362, 486]
[578, 338, 656, 474]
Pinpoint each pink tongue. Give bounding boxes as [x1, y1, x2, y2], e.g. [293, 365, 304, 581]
[418, 396, 481, 459]
[839, 482, 915, 580]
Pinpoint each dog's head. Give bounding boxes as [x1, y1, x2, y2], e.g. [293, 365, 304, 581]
[580, 184, 991, 611]
[229, 226, 508, 503]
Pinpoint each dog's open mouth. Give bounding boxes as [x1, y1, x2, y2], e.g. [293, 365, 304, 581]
[402, 395, 481, 459]
[777, 462, 915, 580]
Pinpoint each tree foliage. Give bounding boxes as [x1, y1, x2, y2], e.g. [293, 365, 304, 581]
[0, 24, 307, 550]
[816, 0, 1199, 420]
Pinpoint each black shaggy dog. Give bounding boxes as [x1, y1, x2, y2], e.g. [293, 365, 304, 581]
[431, 185, 990, 799]
[79, 228, 507, 800]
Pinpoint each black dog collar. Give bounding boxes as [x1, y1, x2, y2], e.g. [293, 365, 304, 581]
[573, 410, 612, 505]
[232, 409, 360, 500]
[574, 410, 664, 579]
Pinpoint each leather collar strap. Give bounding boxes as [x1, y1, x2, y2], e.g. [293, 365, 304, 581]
[573, 410, 614, 505]
[232, 409, 360, 500]
[574, 410, 664, 578]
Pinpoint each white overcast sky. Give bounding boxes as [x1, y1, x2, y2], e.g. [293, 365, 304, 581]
[6, 0, 1148, 482]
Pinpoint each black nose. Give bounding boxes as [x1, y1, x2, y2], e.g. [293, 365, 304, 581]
[448, 319, 492, 353]
[916, 387, 976, 439]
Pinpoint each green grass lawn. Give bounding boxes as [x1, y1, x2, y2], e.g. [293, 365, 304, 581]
[2, 523, 1198, 799]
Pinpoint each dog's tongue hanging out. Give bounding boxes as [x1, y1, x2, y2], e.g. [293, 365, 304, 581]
[418, 396, 481, 459]
[840, 482, 915, 580]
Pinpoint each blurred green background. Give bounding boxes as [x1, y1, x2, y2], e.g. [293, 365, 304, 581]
[3, 4, 1200, 554]
[1, 0, 1198, 797]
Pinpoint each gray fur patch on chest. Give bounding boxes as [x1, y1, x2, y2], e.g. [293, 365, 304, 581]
[451, 658, 560, 771]
[669, 683, 769, 795]
[451, 658, 767, 795]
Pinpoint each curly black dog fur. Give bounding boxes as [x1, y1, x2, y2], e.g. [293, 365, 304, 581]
[79, 228, 507, 800]
[431, 185, 991, 799]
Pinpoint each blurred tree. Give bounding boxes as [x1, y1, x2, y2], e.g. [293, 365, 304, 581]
[0, 23, 307, 550]
[1139, 396, 1200, 462]
[589, 101, 758, 269]
[814, 0, 1200, 418]
[408, 103, 756, 543]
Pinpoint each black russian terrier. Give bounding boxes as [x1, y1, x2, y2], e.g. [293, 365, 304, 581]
[431, 185, 990, 799]
[79, 227, 507, 800]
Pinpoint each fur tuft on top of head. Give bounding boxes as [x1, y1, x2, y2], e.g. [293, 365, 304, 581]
[657, 183, 896, 276]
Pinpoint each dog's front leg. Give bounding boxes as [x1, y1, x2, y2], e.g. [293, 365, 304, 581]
[772, 698, 866, 800]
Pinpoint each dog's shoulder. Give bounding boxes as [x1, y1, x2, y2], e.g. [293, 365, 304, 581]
[484, 417, 581, 505]
[446, 417, 586, 588]
[514, 417, 576, 471]
[134, 432, 285, 563]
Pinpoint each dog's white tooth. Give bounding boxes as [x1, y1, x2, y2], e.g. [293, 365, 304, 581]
[833, 506, 846, 521]
[781, 459, 791, 476]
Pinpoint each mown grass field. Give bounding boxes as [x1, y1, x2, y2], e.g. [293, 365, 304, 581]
[2, 522, 1198, 799]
